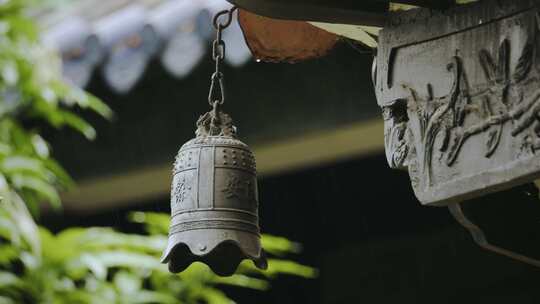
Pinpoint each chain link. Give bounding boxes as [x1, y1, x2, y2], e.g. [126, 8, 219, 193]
[208, 7, 237, 107]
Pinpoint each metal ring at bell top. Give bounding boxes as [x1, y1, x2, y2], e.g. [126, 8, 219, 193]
[212, 6, 238, 29]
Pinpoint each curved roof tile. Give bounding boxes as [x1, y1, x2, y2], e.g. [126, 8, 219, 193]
[42, 0, 252, 93]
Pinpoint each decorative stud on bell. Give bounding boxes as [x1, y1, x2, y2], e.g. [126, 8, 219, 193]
[161, 7, 267, 277]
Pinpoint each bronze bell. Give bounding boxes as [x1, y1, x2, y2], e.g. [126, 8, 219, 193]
[161, 105, 267, 276]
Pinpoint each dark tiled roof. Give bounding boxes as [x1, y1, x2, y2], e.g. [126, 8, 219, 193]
[42, 0, 251, 94]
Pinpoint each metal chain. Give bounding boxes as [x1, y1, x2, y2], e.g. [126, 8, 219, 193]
[208, 6, 237, 107]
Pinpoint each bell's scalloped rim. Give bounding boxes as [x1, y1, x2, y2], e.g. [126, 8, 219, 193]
[160, 237, 266, 262]
[161, 237, 268, 276]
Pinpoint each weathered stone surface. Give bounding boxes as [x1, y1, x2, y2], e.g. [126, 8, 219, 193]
[374, 0, 540, 205]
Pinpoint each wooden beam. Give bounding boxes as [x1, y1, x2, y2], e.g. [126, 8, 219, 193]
[228, 0, 462, 27]
[393, 0, 455, 9]
[229, 0, 388, 26]
[255, 118, 384, 175]
[60, 119, 384, 213]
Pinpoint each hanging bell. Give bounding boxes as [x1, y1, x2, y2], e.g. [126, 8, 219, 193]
[161, 104, 267, 276]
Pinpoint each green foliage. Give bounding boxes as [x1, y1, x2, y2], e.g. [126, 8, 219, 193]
[0, 207, 317, 303]
[0, 0, 112, 215]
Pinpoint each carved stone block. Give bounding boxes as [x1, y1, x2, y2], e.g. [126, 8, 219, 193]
[374, 0, 540, 205]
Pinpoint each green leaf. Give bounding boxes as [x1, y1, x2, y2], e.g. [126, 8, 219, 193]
[41, 228, 87, 263]
[129, 290, 178, 304]
[2, 120, 34, 154]
[78, 228, 167, 253]
[83, 277, 118, 303]
[264, 259, 318, 278]
[2, 156, 42, 171]
[49, 81, 113, 120]
[32, 99, 63, 127]
[0, 295, 17, 304]
[0, 191, 40, 257]
[261, 234, 302, 256]
[4, 15, 37, 40]
[86, 94, 113, 120]
[236, 258, 317, 279]
[213, 274, 269, 291]
[1, 156, 50, 182]
[0, 271, 22, 288]
[30, 134, 49, 158]
[197, 287, 233, 304]
[58, 110, 96, 140]
[129, 212, 170, 235]
[1, 61, 19, 85]
[0, 212, 21, 245]
[0, 143, 13, 155]
[114, 271, 141, 295]
[91, 251, 163, 270]
[0, 245, 19, 264]
[11, 174, 61, 209]
[42, 158, 74, 189]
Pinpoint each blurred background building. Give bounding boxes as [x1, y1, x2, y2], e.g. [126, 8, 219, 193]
[37, 0, 540, 303]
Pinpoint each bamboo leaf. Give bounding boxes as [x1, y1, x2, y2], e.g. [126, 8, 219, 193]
[213, 274, 269, 291]
[0, 271, 22, 288]
[0, 245, 18, 264]
[238, 259, 318, 279]
[0, 143, 13, 155]
[264, 259, 318, 278]
[496, 39, 509, 82]
[84, 93, 114, 120]
[30, 134, 49, 158]
[261, 234, 302, 256]
[1, 191, 40, 257]
[129, 212, 170, 235]
[479, 49, 496, 83]
[486, 124, 503, 157]
[1, 156, 50, 182]
[42, 158, 74, 189]
[11, 174, 61, 209]
[58, 110, 96, 140]
[114, 271, 141, 295]
[0, 295, 17, 304]
[129, 290, 178, 304]
[197, 288, 233, 304]
[0, 211, 20, 245]
[80, 228, 167, 253]
[91, 251, 163, 270]
[514, 43, 533, 83]
[54, 82, 113, 120]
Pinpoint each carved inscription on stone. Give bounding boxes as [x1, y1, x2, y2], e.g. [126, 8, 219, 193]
[374, 0, 540, 205]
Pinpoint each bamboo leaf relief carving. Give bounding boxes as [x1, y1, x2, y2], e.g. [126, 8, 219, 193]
[374, 2, 540, 205]
[397, 32, 540, 185]
[404, 56, 463, 184]
[514, 43, 533, 83]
